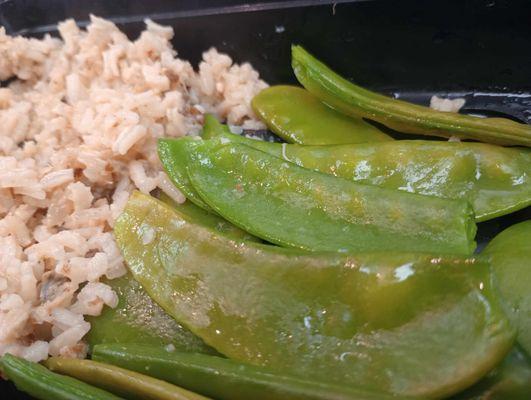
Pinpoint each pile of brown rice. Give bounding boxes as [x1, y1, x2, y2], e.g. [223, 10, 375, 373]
[0, 15, 267, 361]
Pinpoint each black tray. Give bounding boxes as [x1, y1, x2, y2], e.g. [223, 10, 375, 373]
[1, 0, 529, 398]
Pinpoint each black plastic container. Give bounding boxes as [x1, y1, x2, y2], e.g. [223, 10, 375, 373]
[0, 1, 529, 398]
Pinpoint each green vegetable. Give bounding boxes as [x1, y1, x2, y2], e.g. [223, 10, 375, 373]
[201, 131, 531, 222]
[183, 139, 477, 254]
[158, 192, 259, 242]
[44, 357, 210, 400]
[0, 354, 122, 400]
[483, 220, 531, 355]
[451, 347, 531, 400]
[93, 344, 420, 400]
[114, 192, 513, 398]
[85, 273, 215, 354]
[201, 114, 233, 139]
[251, 85, 391, 144]
[292, 45, 531, 147]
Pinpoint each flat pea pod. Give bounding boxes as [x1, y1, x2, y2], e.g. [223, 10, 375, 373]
[93, 344, 420, 400]
[185, 140, 477, 254]
[201, 114, 233, 139]
[292, 45, 531, 147]
[483, 220, 531, 355]
[158, 136, 212, 211]
[158, 192, 260, 242]
[251, 85, 392, 144]
[0, 354, 122, 400]
[205, 131, 531, 222]
[85, 273, 216, 354]
[114, 192, 513, 398]
[44, 357, 210, 400]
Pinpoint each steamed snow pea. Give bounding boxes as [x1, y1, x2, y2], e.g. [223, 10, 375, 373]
[114, 192, 513, 398]
[199, 131, 531, 222]
[85, 273, 215, 354]
[184, 140, 477, 254]
[44, 357, 210, 400]
[201, 114, 233, 139]
[483, 220, 531, 355]
[93, 344, 420, 400]
[0, 354, 122, 400]
[292, 45, 531, 147]
[251, 85, 392, 144]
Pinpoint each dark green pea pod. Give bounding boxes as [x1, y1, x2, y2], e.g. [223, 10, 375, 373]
[93, 344, 421, 400]
[0, 354, 122, 400]
[450, 347, 531, 400]
[44, 357, 210, 400]
[483, 220, 531, 355]
[292, 45, 531, 147]
[251, 85, 392, 144]
[114, 192, 513, 398]
[85, 273, 216, 354]
[184, 139, 477, 254]
[199, 131, 531, 222]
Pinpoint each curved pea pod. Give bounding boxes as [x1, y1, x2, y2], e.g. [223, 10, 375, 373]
[85, 273, 216, 354]
[44, 357, 210, 400]
[93, 344, 420, 400]
[185, 140, 477, 254]
[292, 45, 531, 147]
[114, 192, 513, 398]
[158, 137, 212, 211]
[251, 85, 391, 144]
[212, 134, 530, 222]
[483, 220, 531, 355]
[201, 114, 233, 139]
[0, 354, 122, 400]
[451, 348, 531, 400]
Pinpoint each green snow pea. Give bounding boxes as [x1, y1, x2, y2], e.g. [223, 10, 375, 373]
[200, 131, 531, 222]
[114, 192, 513, 398]
[201, 114, 233, 139]
[0, 354, 122, 400]
[251, 85, 392, 144]
[292, 45, 531, 147]
[93, 344, 420, 400]
[483, 220, 531, 355]
[184, 140, 477, 254]
[45, 357, 210, 400]
[85, 273, 215, 354]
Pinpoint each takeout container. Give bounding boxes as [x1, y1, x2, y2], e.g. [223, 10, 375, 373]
[1, 0, 529, 398]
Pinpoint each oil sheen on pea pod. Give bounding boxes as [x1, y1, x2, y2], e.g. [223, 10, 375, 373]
[44, 358, 210, 400]
[292, 45, 531, 147]
[208, 133, 531, 222]
[114, 192, 513, 399]
[483, 220, 531, 355]
[158, 137, 212, 211]
[85, 273, 216, 355]
[185, 140, 477, 254]
[450, 347, 531, 400]
[251, 85, 392, 144]
[93, 344, 420, 400]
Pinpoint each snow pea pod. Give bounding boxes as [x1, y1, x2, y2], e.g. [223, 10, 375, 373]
[483, 220, 531, 355]
[185, 140, 477, 254]
[292, 45, 531, 147]
[202, 132, 531, 222]
[93, 344, 419, 400]
[251, 85, 391, 144]
[201, 114, 233, 139]
[0, 354, 122, 400]
[45, 357, 210, 400]
[114, 192, 513, 398]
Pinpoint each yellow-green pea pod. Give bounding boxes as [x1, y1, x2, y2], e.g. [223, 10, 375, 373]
[114, 192, 513, 399]
[203, 131, 531, 222]
[181, 139, 476, 254]
[93, 344, 422, 400]
[292, 45, 531, 147]
[0, 354, 122, 400]
[483, 220, 531, 355]
[44, 357, 209, 400]
[251, 85, 392, 144]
